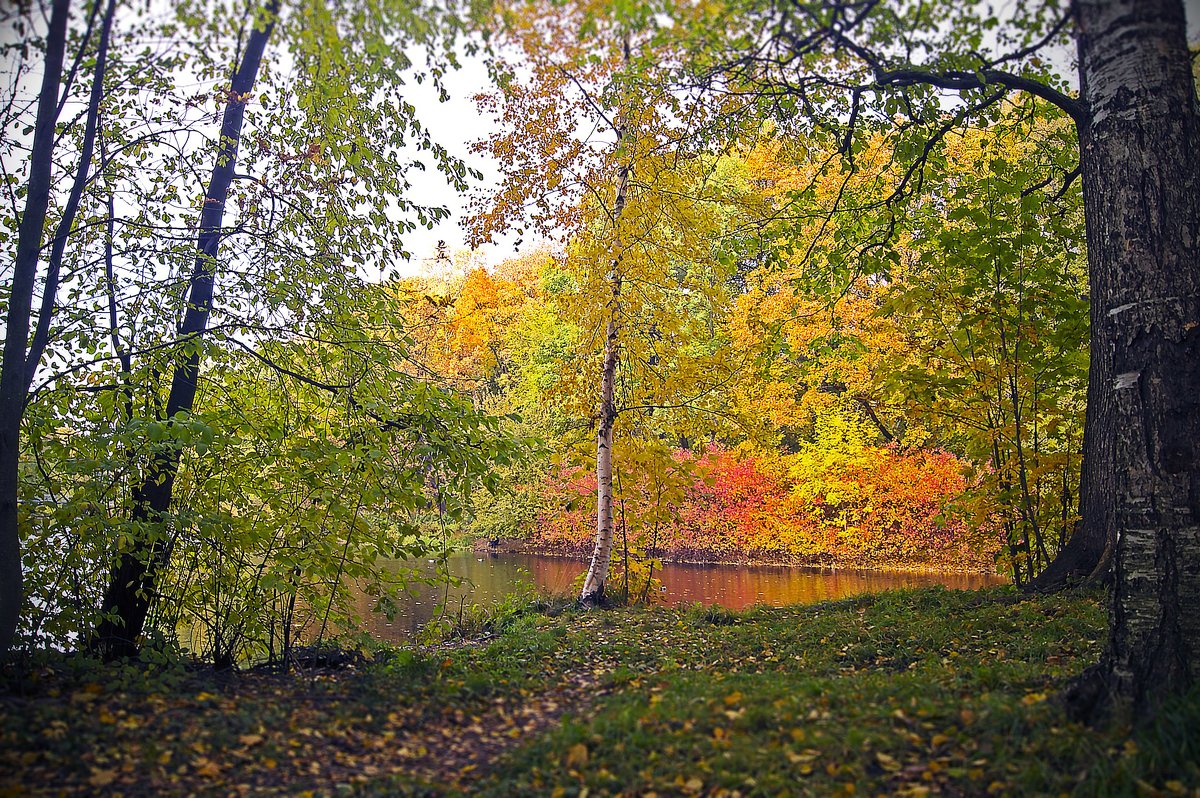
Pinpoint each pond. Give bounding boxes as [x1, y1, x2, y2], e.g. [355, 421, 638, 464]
[350, 552, 1007, 642]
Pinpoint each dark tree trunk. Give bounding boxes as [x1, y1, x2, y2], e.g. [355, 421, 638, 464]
[91, 2, 279, 659]
[27, 0, 118, 385]
[1066, 0, 1200, 720]
[1023, 2, 1119, 597]
[0, 0, 71, 660]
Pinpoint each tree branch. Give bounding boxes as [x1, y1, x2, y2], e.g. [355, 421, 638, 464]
[877, 67, 1087, 126]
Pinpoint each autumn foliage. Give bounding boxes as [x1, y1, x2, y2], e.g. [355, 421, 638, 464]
[528, 442, 997, 572]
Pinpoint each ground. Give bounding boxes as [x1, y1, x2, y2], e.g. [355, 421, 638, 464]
[1, 587, 1198, 796]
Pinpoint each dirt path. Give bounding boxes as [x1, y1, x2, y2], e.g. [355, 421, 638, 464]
[385, 668, 608, 792]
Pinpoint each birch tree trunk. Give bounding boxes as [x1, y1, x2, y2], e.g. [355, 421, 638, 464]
[579, 157, 632, 605]
[1067, 0, 1200, 719]
[91, 1, 279, 659]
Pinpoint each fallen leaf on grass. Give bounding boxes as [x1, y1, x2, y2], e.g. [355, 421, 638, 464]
[876, 752, 901, 772]
[566, 743, 588, 768]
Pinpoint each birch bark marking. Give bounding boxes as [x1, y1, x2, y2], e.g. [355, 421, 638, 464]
[579, 156, 632, 605]
[92, 0, 280, 659]
[1068, 0, 1200, 718]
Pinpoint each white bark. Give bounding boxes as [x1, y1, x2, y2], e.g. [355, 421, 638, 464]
[579, 145, 633, 604]
[580, 309, 620, 602]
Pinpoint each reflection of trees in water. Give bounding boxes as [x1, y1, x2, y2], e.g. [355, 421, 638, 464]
[351, 554, 1006, 643]
[655, 565, 1001, 611]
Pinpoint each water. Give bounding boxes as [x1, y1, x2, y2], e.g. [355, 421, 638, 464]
[351, 552, 1006, 642]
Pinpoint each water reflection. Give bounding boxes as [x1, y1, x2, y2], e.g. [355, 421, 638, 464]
[354, 552, 1006, 643]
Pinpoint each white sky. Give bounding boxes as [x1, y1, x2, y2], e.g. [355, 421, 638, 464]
[397, 50, 526, 273]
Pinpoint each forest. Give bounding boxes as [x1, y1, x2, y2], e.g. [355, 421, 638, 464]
[1, 0, 1198, 795]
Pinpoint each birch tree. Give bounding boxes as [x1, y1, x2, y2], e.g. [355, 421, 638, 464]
[696, 0, 1199, 716]
[469, 0, 753, 604]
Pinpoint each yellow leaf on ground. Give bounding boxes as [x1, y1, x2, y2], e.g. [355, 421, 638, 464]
[875, 752, 901, 771]
[566, 742, 589, 768]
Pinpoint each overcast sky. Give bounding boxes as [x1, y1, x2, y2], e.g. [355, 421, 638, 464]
[396, 49, 523, 273]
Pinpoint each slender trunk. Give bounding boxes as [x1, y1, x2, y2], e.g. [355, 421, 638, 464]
[579, 34, 634, 606]
[1066, 0, 1200, 720]
[1010, 358, 1043, 570]
[579, 161, 633, 604]
[1026, 360, 1115, 591]
[0, 0, 71, 660]
[91, 2, 279, 658]
[27, 0, 117, 385]
[620, 498, 629, 603]
[579, 272, 624, 604]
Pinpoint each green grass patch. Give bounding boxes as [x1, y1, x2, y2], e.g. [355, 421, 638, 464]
[2, 586, 1197, 796]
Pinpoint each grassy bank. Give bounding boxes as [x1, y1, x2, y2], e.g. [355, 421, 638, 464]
[2, 587, 1197, 796]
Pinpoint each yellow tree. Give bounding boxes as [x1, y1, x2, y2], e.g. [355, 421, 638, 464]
[469, 0, 754, 603]
[725, 133, 913, 453]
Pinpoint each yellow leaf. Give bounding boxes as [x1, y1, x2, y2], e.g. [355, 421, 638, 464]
[875, 752, 901, 772]
[238, 734, 264, 747]
[723, 691, 743, 706]
[88, 768, 118, 787]
[565, 742, 589, 768]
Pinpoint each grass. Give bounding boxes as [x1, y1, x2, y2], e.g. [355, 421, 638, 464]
[2, 586, 1198, 796]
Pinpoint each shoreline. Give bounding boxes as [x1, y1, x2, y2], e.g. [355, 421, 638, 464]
[471, 537, 1006, 578]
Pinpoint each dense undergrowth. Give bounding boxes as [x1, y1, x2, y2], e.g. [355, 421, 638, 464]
[2, 587, 1196, 796]
[527, 443, 998, 574]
